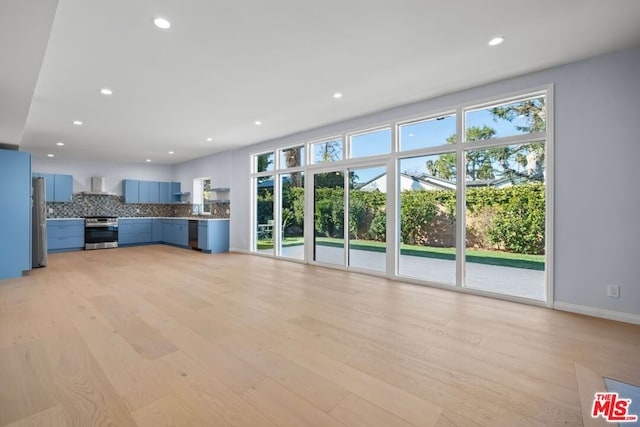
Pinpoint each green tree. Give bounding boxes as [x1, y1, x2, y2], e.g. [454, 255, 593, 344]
[315, 140, 343, 163]
[487, 96, 546, 182]
[426, 95, 547, 182]
[283, 146, 303, 186]
[257, 154, 273, 172]
[424, 126, 497, 181]
[490, 97, 546, 134]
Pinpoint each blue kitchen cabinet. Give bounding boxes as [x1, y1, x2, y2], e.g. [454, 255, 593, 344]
[47, 219, 84, 252]
[198, 220, 229, 253]
[123, 179, 139, 203]
[161, 219, 173, 244]
[32, 172, 73, 202]
[162, 219, 188, 247]
[54, 174, 73, 202]
[138, 180, 161, 203]
[124, 180, 178, 204]
[171, 182, 188, 203]
[33, 172, 54, 201]
[159, 182, 172, 203]
[138, 181, 151, 203]
[152, 219, 163, 241]
[174, 220, 188, 246]
[1, 149, 31, 279]
[118, 219, 152, 245]
[148, 181, 160, 203]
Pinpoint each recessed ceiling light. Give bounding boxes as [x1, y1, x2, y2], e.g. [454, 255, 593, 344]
[333, 92, 343, 99]
[154, 17, 171, 29]
[488, 36, 505, 46]
[47, 154, 54, 157]
[73, 120, 83, 126]
[254, 120, 262, 126]
[168, 151, 174, 154]
[56, 142, 64, 146]
[206, 137, 213, 142]
[146, 159, 152, 162]
[408, 133, 414, 137]
[100, 88, 113, 95]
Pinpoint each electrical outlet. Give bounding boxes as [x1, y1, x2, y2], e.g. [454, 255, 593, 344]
[607, 284, 620, 298]
[48, 208, 53, 214]
[136, 208, 140, 213]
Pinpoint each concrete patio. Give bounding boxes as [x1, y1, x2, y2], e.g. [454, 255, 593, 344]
[260, 244, 545, 301]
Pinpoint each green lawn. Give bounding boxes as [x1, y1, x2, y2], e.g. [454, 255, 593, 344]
[257, 237, 544, 271]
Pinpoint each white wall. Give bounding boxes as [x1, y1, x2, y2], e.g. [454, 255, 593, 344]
[172, 151, 233, 204]
[221, 47, 640, 321]
[31, 157, 175, 194]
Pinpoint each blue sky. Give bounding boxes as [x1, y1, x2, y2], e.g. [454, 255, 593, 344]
[264, 102, 541, 183]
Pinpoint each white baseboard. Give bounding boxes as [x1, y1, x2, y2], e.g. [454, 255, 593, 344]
[554, 302, 640, 325]
[229, 248, 251, 254]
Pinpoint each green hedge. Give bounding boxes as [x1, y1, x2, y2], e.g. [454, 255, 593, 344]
[258, 183, 545, 255]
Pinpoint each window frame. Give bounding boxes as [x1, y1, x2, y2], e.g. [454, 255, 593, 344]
[248, 85, 554, 307]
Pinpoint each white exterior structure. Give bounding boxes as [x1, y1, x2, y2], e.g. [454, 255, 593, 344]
[359, 173, 455, 193]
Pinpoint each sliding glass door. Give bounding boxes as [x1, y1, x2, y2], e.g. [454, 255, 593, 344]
[279, 172, 304, 259]
[313, 170, 345, 266]
[463, 143, 546, 300]
[398, 154, 456, 285]
[312, 165, 387, 274]
[348, 166, 386, 272]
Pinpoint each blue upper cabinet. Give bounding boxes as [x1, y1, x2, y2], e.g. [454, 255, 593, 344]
[171, 182, 181, 203]
[123, 180, 181, 204]
[159, 182, 171, 203]
[32, 173, 72, 202]
[54, 174, 73, 202]
[123, 179, 139, 203]
[38, 173, 55, 201]
[1, 150, 31, 279]
[139, 180, 151, 203]
[172, 182, 190, 203]
[148, 181, 160, 203]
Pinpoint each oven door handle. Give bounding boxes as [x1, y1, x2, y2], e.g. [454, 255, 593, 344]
[85, 223, 118, 228]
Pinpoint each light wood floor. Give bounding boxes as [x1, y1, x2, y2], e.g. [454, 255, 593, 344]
[1, 245, 639, 427]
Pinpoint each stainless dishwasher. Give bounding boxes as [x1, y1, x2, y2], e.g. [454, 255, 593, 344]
[188, 220, 199, 250]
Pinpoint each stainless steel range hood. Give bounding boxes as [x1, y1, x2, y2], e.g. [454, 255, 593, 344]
[79, 177, 118, 196]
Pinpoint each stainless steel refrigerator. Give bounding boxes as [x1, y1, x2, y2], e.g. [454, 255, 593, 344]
[32, 177, 48, 268]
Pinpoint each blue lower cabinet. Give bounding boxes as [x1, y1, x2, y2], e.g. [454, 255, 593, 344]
[44, 217, 224, 255]
[173, 220, 188, 247]
[47, 220, 84, 252]
[161, 220, 173, 244]
[152, 219, 163, 242]
[198, 224, 208, 251]
[197, 220, 229, 253]
[161, 219, 188, 247]
[118, 219, 152, 245]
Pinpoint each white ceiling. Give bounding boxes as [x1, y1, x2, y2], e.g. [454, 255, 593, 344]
[3, 0, 640, 164]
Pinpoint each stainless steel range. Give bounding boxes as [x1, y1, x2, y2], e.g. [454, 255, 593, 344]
[85, 217, 118, 250]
